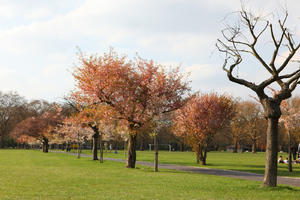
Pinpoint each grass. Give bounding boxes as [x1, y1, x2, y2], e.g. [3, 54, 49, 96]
[67, 149, 300, 177]
[0, 150, 300, 200]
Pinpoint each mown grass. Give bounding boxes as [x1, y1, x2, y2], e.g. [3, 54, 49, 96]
[68, 149, 300, 177]
[0, 150, 300, 200]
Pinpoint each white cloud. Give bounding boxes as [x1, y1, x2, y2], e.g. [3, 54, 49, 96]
[0, 0, 299, 101]
[25, 8, 54, 20]
[0, 4, 16, 18]
[0, 67, 18, 91]
[186, 64, 219, 79]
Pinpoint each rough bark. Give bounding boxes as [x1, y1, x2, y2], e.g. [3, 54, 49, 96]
[154, 134, 159, 172]
[218, 8, 300, 187]
[99, 133, 104, 163]
[262, 117, 279, 187]
[126, 134, 137, 168]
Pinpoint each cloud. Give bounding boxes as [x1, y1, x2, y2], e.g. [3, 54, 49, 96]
[186, 64, 220, 79]
[0, 0, 300, 101]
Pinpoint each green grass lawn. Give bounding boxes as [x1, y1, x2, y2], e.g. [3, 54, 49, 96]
[0, 150, 299, 200]
[67, 149, 300, 177]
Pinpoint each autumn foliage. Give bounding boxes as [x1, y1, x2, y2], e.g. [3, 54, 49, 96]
[173, 93, 235, 165]
[231, 101, 266, 153]
[73, 50, 190, 168]
[11, 105, 64, 152]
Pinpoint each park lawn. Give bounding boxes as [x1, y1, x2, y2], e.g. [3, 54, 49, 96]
[68, 149, 300, 177]
[0, 150, 299, 200]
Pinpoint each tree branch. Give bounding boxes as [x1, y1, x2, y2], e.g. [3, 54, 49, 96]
[222, 57, 258, 91]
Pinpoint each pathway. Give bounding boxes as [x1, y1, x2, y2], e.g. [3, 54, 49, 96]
[51, 151, 300, 187]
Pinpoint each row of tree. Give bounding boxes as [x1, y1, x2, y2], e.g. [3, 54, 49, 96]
[3, 91, 299, 155]
[3, 6, 300, 188]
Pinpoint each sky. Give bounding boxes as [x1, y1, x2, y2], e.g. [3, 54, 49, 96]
[0, 0, 300, 102]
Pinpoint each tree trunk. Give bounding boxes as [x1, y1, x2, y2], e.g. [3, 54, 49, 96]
[77, 133, 81, 159]
[233, 140, 238, 153]
[196, 154, 200, 164]
[154, 133, 159, 172]
[126, 134, 137, 168]
[124, 140, 127, 158]
[42, 137, 49, 153]
[252, 140, 257, 154]
[92, 132, 99, 160]
[199, 146, 207, 165]
[180, 142, 184, 152]
[288, 130, 292, 172]
[262, 117, 279, 187]
[0, 134, 5, 148]
[66, 142, 71, 152]
[99, 133, 104, 163]
[140, 137, 145, 151]
[292, 146, 297, 161]
[195, 144, 200, 164]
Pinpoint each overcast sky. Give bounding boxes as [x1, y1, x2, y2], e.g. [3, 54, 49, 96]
[0, 0, 300, 102]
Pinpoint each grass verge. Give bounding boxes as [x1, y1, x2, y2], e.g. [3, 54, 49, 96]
[0, 150, 299, 200]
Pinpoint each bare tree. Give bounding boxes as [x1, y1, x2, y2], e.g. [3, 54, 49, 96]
[217, 8, 300, 187]
[0, 91, 28, 148]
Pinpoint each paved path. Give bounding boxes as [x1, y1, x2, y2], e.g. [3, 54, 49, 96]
[52, 151, 300, 187]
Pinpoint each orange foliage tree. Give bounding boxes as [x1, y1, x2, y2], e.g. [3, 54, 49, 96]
[73, 50, 190, 168]
[173, 93, 235, 165]
[56, 116, 93, 159]
[70, 103, 118, 162]
[11, 106, 64, 152]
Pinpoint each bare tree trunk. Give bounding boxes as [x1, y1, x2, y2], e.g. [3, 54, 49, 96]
[92, 132, 99, 160]
[233, 140, 238, 153]
[42, 138, 49, 153]
[252, 140, 257, 154]
[99, 133, 104, 163]
[126, 134, 137, 168]
[262, 117, 279, 187]
[288, 130, 292, 172]
[154, 133, 158, 172]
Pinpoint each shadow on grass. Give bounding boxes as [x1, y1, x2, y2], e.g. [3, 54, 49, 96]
[263, 185, 300, 192]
